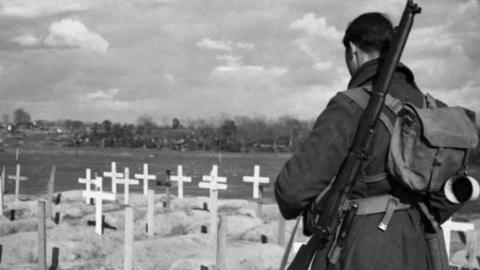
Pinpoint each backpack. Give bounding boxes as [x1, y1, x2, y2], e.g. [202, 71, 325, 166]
[342, 86, 479, 195]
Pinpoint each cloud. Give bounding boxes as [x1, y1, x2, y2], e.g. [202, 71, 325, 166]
[78, 88, 130, 110]
[11, 34, 41, 47]
[287, 12, 344, 83]
[84, 88, 119, 101]
[289, 13, 342, 41]
[1, 0, 479, 123]
[216, 54, 243, 66]
[0, 0, 93, 18]
[312, 61, 332, 71]
[197, 38, 254, 51]
[44, 19, 109, 52]
[211, 54, 287, 80]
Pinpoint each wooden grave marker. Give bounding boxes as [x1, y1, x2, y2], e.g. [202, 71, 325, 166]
[0, 167, 4, 216]
[103, 162, 124, 194]
[199, 165, 227, 246]
[216, 214, 227, 270]
[1, 166, 5, 195]
[117, 168, 139, 205]
[147, 189, 155, 237]
[38, 200, 47, 270]
[46, 166, 56, 219]
[243, 165, 270, 217]
[79, 169, 95, 204]
[8, 164, 28, 201]
[243, 165, 269, 199]
[82, 182, 116, 235]
[134, 163, 156, 196]
[170, 165, 191, 199]
[124, 206, 134, 270]
[164, 170, 172, 209]
[442, 218, 475, 259]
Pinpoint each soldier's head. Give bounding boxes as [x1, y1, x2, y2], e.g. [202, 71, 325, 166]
[343, 12, 393, 75]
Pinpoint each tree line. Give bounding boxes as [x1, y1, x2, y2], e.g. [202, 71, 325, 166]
[3, 108, 315, 153]
[70, 115, 315, 153]
[7, 107, 480, 160]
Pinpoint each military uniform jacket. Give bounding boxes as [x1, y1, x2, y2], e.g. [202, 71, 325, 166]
[274, 59, 462, 270]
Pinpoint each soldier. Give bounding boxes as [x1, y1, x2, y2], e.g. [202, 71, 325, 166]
[275, 12, 460, 269]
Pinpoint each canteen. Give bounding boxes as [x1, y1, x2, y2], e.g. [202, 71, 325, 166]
[443, 174, 480, 204]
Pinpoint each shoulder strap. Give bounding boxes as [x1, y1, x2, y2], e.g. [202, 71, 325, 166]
[424, 93, 437, 109]
[340, 86, 402, 135]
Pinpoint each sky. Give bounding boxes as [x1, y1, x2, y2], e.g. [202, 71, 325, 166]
[0, 0, 479, 125]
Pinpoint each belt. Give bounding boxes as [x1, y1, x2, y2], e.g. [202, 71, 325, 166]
[346, 195, 412, 231]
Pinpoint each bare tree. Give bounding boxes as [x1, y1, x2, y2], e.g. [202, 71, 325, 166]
[136, 115, 156, 136]
[13, 108, 31, 125]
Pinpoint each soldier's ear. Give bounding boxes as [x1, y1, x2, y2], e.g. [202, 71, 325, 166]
[348, 42, 358, 56]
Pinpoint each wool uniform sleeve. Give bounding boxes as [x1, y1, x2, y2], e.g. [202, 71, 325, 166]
[274, 93, 361, 219]
[425, 191, 464, 225]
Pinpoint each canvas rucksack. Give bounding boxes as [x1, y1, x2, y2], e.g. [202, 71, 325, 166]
[341, 86, 479, 197]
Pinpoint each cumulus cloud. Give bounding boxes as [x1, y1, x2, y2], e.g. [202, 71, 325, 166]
[289, 13, 342, 41]
[44, 19, 109, 52]
[11, 34, 41, 47]
[288, 12, 343, 81]
[197, 38, 254, 51]
[0, 0, 93, 18]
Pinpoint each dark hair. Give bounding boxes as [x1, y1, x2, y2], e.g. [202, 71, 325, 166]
[342, 12, 393, 55]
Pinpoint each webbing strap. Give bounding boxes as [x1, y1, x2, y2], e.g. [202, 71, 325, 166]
[348, 195, 411, 231]
[340, 86, 403, 135]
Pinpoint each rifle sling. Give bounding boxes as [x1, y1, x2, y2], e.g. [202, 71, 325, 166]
[340, 86, 403, 135]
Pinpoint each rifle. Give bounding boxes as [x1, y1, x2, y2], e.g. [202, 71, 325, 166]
[286, 1, 421, 269]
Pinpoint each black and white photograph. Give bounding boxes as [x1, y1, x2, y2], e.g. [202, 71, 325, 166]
[0, 0, 479, 269]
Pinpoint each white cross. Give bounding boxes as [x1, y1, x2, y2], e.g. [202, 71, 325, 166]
[103, 162, 124, 194]
[199, 165, 227, 191]
[170, 165, 191, 199]
[199, 165, 227, 245]
[442, 218, 475, 258]
[8, 164, 28, 201]
[243, 165, 270, 199]
[82, 175, 105, 202]
[117, 167, 139, 204]
[134, 163, 156, 196]
[82, 189, 116, 235]
[79, 169, 94, 204]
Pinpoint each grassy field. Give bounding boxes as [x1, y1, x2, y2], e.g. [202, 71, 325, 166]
[1, 145, 480, 217]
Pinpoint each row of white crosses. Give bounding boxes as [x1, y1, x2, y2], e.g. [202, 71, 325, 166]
[78, 162, 159, 235]
[78, 162, 270, 235]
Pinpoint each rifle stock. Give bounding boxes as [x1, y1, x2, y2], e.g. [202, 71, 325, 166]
[286, 1, 421, 269]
